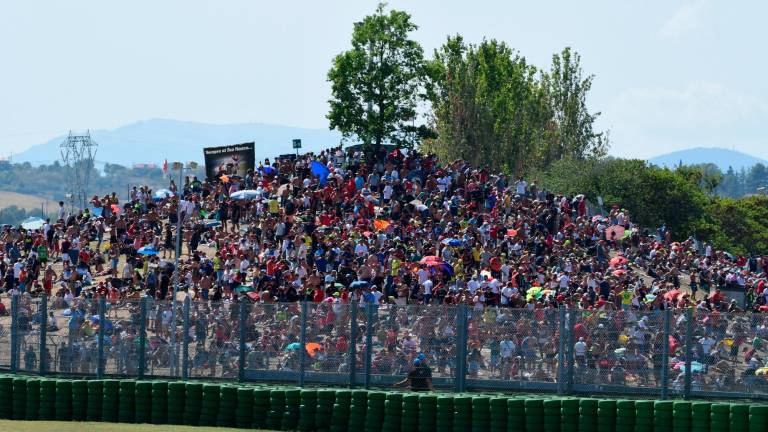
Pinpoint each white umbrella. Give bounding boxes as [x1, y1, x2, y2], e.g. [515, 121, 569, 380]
[21, 217, 45, 230]
[230, 189, 261, 200]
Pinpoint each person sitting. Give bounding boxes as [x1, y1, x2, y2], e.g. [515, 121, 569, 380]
[394, 357, 433, 391]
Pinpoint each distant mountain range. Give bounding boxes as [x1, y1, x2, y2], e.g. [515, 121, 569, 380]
[13, 119, 342, 166]
[648, 147, 767, 172]
[14, 120, 766, 174]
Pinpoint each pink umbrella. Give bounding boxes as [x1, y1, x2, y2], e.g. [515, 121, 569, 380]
[419, 256, 441, 265]
[610, 256, 629, 267]
[606, 225, 625, 241]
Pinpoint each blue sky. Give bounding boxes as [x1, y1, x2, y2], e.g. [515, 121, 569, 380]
[0, 0, 766, 159]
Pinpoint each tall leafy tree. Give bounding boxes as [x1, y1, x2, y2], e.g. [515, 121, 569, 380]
[425, 36, 550, 174]
[540, 48, 608, 166]
[426, 41, 605, 174]
[327, 3, 426, 150]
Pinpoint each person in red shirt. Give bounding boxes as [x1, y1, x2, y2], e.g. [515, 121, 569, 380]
[312, 286, 325, 303]
[78, 249, 91, 267]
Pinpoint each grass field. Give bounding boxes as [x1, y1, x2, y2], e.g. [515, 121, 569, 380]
[0, 191, 57, 214]
[0, 420, 268, 432]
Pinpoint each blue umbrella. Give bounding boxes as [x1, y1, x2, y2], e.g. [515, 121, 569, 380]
[441, 238, 462, 247]
[311, 161, 330, 185]
[137, 246, 159, 255]
[261, 166, 276, 175]
[154, 188, 175, 200]
[285, 342, 301, 350]
[230, 189, 261, 200]
[350, 281, 370, 290]
[203, 219, 222, 228]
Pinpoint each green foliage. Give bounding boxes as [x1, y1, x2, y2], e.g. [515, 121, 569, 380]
[713, 163, 768, 197]
[327, 3, 426, 150]
[536, 158, 768, 254]
[0, 162, 194, 202]
[698, 196, 768, 255]
[424, 40, 605, 175]
[0, 206, 32, 226]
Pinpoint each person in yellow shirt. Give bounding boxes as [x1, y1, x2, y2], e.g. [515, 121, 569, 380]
[620, 289, 633, 311]
[268, 198, 279, 215]
[472, 247, 481, 269]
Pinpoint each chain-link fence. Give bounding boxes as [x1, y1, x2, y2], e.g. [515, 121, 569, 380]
[3, 294, 768, 400]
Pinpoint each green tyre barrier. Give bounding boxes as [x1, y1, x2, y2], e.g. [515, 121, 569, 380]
[71, 380, 87, 422]
[12, 377, 27, 420]
[118, 380, 136, 424]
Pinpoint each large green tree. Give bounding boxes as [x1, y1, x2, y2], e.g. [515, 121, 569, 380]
[425, 41, 605, 174]
[327, 3, 426, 150]
[540, 48, 608, 167]
[424, 36, 550, 173]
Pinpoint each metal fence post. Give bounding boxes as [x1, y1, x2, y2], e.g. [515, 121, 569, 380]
[138, 297, 147, 379]
[10, 294, 18, 373]
[39, 295, 48, 375]
[97, 297, 106, 378]
[557, 308, 566, 394]
[661, 308, 671, 400]
[455, 304, 468, 393]
[238, 301, 247, 383]
[182, 297, 190, 380]
[684, 307, 693, 399]
[566, 310, 576, 394]
[364, 303, 374, 389]
[348, 303, 358, 388]
[299, 302, 307, 387]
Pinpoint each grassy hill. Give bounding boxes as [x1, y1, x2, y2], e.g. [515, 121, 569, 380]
[0, 191, 58, 215]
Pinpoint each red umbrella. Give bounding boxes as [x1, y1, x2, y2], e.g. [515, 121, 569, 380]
[664, 289, 681, 302]
[669, 336, 680, 354]
[506, 229, 518, 237]
[606, 225, 625, 240]
[609, 256, 629, 267]
[612, 269, 627, 277]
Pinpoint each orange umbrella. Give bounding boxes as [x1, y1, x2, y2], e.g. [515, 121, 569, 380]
[373, 220, 391, 231]
[305, 342, 322, 357]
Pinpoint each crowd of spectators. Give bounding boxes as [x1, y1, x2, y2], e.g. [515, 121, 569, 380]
[1, 144, 768, 393]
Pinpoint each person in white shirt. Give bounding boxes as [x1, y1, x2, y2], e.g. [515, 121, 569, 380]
[574, 337, 587, 367]
[422, 279, 433, 304]
[500, 338, 516, 360]
[417, 267, 430, 285]
[371, 286, 384, 304]
[57, 201, 67, 222]
[467, 277, 480, 295]
[500, 284, 516, 306]
[383, 183, 393, 202]
[515, 178, 527, 196]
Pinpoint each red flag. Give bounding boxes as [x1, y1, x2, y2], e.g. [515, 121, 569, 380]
[162, 159, 168, 175]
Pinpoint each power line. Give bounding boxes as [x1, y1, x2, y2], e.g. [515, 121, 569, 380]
[60, 131, 98, 211]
